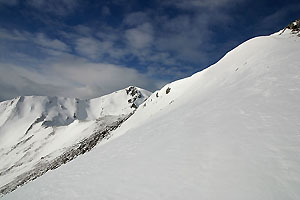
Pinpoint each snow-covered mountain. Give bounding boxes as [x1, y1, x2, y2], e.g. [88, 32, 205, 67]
[0, 86, 151, 195]
[2, 22, 300, 199]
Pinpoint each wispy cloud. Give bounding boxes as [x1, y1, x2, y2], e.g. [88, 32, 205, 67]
[0, 28, 71, 58]
[164, 0, 246, 9]
[0, 28, 27, 41]
[0, 26, 164, 101]
[257, 3, 300, 34]
[36, 33, 70, 52]
[1, 0, 298, 101]
[0, 55, 162, 101]
[26, 0, 79, 16]
[0, 0, 18, 6]
[125, 23, 154, 49]
[74, 37, 105, 59]
[0, 0, 242, 101]
[101, 6, 111, 16]
[124, 12, 149, 26]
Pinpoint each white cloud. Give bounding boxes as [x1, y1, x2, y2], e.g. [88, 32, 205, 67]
[124, 12, 149, 26]
[0, 57, 159, 101]
[36, 33, 70, 52]
[0, 0, 252, 100]
[0, 63, 64, 101]
[0, 28, 70, 53]
[125, 23, 154, 49]
[0, 27, 162, 101]
[73, 25, 93, 36]
[74, 37, 114, 59]
[0, 28, 28, 41]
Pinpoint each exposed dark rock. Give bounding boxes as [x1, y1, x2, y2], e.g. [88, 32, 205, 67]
[281, 19, 300, 35]
[166, 87, 171, 94]
[125, 87, 145, 109]
[25, 115, 46, 135]
[286, 19, 300, 32]
[131, 103, 138, 109]
[126, 86, 142, 97]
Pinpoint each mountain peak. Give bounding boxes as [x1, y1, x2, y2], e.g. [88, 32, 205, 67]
[124, 86, 152, 108]
[280, 19, 300, 36]
[286, 19, 300, 32]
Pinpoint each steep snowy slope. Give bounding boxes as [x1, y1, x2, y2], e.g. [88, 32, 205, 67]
[4, 26, 300, 199]
[0, 86, 151, 195]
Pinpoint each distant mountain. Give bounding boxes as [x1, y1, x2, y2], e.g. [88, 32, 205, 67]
[2, 20, 300, 199]
[0, 86, 151, 195]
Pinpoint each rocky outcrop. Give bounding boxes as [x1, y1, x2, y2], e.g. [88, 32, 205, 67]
[286, 19, 300, 32]
[281, 19, 300, 35]
[126, 86, 144, 109]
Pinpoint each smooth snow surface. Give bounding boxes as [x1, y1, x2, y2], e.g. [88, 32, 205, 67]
[4, 29, 300, 199]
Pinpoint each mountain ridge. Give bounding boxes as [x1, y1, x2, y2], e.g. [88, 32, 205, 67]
[2, 23, 300, 199]
[0, 86, 151, 196]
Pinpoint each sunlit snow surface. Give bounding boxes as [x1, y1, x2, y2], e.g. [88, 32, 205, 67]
[4, 29, 300, 199]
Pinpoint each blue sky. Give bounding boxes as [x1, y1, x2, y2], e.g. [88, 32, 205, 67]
[0, 0, 299, 101]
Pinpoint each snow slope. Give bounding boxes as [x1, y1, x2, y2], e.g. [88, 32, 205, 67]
[0, 86, 151, 194]
[3, 28, 300, 199]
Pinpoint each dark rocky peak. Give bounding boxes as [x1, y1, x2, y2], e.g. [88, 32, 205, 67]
[279, 19, 300, 36]
[125, 86, 145, 108]
[125, 86, 139, 96]
[125, 86, 143, 99]
[286, 19, 300, 32]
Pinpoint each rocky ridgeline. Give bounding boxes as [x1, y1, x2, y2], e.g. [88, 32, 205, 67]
[281, 19, 300, 36]
[279, 19, 300, 36]
[126, 86, 144, 109]
[0, 113, 133, 197]
[286, 19, 300, 32]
